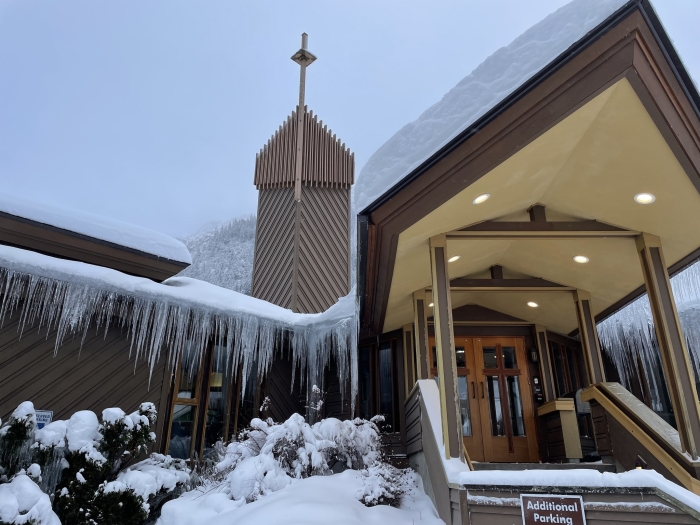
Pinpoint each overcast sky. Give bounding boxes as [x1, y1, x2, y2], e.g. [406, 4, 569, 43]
[1, 0, 698, 238]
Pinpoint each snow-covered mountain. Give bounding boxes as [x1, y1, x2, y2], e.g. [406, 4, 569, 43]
[177, 215, 256, 294]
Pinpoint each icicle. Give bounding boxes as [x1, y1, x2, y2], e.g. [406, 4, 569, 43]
[598, 259, 700, 414]
[0, 265, 358, 411]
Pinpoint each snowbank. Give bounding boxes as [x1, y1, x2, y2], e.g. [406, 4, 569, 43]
[458, 469, 700, 514]
[354, 0, 629, 212]
[0, 191, 191, 264]
[157, 469, 443, 525]
[0, 243, 357, 404]
[0, 473, 60, 525]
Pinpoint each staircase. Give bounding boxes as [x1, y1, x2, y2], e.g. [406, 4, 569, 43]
[406, 380, 700, 525]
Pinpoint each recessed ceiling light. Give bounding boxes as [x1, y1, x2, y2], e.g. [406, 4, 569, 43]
[573, 255, 589, 264]
[527, 301, 539, 308]
[447, 255, 461, 263]
[428, 303, 434, 307]
[472, 193, 490, 205]
[634, 193, 656, 204]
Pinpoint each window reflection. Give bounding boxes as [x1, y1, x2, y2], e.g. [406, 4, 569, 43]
[458, 376, 472, 436]
[486, 376, 504, 436]
[502, 347, 517, 369]
[483, 347, 498, 369]
[455, 347, 466, 368]
[168, 404, 195, 459]
[506, 376, 526, 436]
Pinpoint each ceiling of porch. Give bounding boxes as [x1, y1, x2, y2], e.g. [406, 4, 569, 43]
[383, 78, 700, 334]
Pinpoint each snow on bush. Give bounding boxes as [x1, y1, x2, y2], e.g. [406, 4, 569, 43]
[0, 472, 60, 525]
[0, 401, 191, 525]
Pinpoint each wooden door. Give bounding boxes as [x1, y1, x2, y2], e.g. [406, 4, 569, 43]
[473, 337, 538, 462]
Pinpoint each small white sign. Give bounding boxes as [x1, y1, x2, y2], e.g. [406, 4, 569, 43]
[36, 410, 53, 430]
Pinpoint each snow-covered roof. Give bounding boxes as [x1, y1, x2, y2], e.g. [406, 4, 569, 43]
[0, 192, 192, 264]
[0, 243, 356, 401]
[354, 0, 629, 212]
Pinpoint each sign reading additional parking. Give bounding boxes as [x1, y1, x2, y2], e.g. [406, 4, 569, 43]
[521, 494, 586, 525]
[36, 410, 53, 430]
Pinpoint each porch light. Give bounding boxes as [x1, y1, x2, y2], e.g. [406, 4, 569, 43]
[573, 255, 589, 264]
[472, 193, 490, 204]
[527, 301, 539, 308]
[428, 303, 434, 307]
[634, 193, 656, 204]
[447, 255, 461, 263]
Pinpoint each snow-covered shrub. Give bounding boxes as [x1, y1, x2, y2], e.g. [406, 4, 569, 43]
[0, 471, 60, 525]
[0, 402, 37, 481]
[357, 463, 413, 507]
[0, 401, 190, 525]
[208, 413, 383, 503]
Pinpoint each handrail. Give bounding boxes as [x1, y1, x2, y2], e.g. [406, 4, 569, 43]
[581, 382, 700, 495]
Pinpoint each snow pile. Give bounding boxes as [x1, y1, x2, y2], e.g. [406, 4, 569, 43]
[0, 242, 357, 406]
[103, 454, 190, 509]
[0, 191, 191, 264]
[0, 472, 60, 525]
[598, 259, 700, 412]
[157, 469, 443, 525]
[354, 0, 628, 211]
[178, 215, 256, 294]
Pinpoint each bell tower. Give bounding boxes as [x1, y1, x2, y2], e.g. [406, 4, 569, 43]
[251, 34, 354, 313]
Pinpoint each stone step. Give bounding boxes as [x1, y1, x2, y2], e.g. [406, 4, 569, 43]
[471, 462, 616, 473]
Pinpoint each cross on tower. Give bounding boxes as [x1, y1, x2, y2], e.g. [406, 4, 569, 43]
[291, 33, 317, 201]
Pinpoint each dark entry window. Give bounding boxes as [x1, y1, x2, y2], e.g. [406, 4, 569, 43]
[357, 340, 401, 433]
[549, 340, 588, 397]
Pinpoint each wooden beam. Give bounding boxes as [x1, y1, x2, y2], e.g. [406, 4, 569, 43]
[448, 277, 574, 293]
[412, 290, 430, 381]
[490, 264, 504, 279]
[534, 324, 557, 402]
[637, 233, 700, 459]
[449, 221, 639, 240]
[429, 234, 464, 462]
[402, 324, 415, 397]
[573, 290, 606, 384]
[528, 204, 547, 222]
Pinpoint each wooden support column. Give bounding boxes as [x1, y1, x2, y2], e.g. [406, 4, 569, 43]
[429, 235, 463, 461]
[413, 290, 430, 380]
[573, 290, 605, 385]
[637, 233, 700, 459]
[534, 324, 556, 401]
[402, 324, 415, 395]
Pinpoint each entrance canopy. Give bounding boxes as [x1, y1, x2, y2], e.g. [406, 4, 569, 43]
[384, 78, 700, 334]
[358, 1, 700, 338]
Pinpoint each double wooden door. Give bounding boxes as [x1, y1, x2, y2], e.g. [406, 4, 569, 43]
[430, 336, 538, 462]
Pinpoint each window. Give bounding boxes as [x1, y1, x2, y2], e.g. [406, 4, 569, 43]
[549, 340, 588, 398]
[357, 339, 401, 433]
[166, 343, 251, 459]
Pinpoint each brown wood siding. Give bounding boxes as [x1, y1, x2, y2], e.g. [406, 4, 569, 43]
[297, 185, 351, 313]
[405, 386, 422, 455]
[251, 187, 296, 308]
[0, 213, 188, 282]
[263, 353, 306, 424]
[0, 304, 171, 451]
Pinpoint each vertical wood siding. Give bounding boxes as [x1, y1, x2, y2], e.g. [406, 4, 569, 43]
[251, 187, 296, 308]
[297, 185, 350, 313]
[0, 303, 171, 451]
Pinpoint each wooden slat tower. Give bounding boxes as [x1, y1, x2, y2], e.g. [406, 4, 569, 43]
[251, 33, 354, 313]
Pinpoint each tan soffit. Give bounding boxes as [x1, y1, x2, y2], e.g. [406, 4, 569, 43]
[384, 78, 700, 334]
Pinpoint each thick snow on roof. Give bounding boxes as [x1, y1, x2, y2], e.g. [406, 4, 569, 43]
[354, 0, 629, 212]
[0, 192, 191, 264]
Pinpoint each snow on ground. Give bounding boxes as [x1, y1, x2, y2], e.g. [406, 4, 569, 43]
[157, 469, 443, 525]
[354, 0, 628, 212]
[0, 473, 60, 525]
[0, 191, 191, 264]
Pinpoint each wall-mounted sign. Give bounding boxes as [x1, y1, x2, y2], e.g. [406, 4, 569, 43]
[521, 494, 586, 525]
[36, 410, 53, 430]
